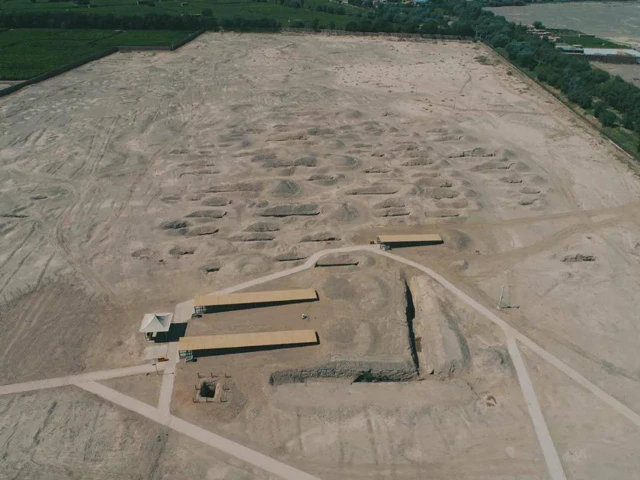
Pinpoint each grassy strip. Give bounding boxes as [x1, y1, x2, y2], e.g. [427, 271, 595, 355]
[603, 127, 638, 155]
[0, 29, 190, 80]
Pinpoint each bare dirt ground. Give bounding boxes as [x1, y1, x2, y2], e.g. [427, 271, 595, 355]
[0, 387, 276, 480]
[1, 32, 640, 479]
[521, 344, 640, 480]
[592, 62, 640, 89]
[101, 371, 162, 406]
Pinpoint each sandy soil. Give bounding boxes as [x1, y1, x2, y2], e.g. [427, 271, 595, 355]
[522, 344, 640, 480]
[592, 62, 640, 89]
[2, 33, 640, 478]
[101, 371, 162, 406]
[0, 387, 277, 480]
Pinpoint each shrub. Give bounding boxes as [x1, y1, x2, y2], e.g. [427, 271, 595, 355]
[568, 89, 593, 109]
[598, 108, 617, 127]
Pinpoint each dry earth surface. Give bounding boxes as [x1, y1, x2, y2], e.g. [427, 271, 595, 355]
[1, 32, 640, 479]
[591, 62, 640, 89]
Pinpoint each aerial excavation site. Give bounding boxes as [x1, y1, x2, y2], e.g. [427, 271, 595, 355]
[1, 33, 640, 480]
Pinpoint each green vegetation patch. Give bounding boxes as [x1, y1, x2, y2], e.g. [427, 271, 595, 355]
[602, 126, 639, 158]
[0, 0, 359, 29]
[557, 35, 627, 49]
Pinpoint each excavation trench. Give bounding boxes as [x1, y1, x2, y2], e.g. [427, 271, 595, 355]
[270, 281, 420, 385]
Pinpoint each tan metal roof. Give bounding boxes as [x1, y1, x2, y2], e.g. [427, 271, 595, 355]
[178, 329, 318, 352]
[376, 234, 443, 244]
[194, 288, 317, 308]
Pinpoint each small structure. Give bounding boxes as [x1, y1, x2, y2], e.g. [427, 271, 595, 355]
[583, 48, 640, 64]
[375, 234, 443, 248]
[178, 329, 318, 358]
[555, 44, 584, 54]
[556, 44, 640, 64]
[139, 312, 174, 341]
[193, 288, 318, 315]
[199, 380, 216, 398]
[315, 255, 359, 267]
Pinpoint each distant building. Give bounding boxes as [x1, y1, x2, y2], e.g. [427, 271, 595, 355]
[554, 41, 640, 64]
[583, 48, 640, 64]
[555, 44, 584, 54]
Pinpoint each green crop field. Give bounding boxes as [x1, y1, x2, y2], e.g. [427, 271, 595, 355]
[0, 0, 359, 28]
[557, 35, 626, 49]
[0, 29, 190, 80]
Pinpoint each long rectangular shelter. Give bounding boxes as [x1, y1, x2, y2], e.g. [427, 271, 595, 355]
[193, 288, 317, 314]
[178, 329, 318, 355]
[376, 234, 443, 247]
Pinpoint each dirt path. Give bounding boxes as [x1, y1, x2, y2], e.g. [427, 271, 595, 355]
[506, 334, 567, 480]
[158, 341, 178, 421]
[0, 363, 162, 395]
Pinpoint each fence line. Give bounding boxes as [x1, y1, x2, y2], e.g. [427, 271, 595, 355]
[281, 27, 472, 41]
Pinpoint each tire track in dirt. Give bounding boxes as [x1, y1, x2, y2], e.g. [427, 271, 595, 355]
[54, 192, 113, 298]
[0, 234, 46, 296]
[91, 148, 163, 248]
[0, 221, 36, 273]
[471, 211, 633, 271]
[453, 70, 472, 112]
[444, 201, 640, 231]
[51, 116, 121, 298]
[0, 287, 56, 365]
[90, 116, 118, 177]
[34, 252, 56, 292]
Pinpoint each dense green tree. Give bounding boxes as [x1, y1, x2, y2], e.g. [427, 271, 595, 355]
[568, 89, 592, 109]
[598, 109, 618, 127]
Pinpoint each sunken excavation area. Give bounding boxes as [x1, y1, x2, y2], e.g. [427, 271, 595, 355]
[172, 255, 528, 478]
[266, 275, 469, 385]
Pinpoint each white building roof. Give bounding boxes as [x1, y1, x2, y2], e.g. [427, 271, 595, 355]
[139, 313, 174, 333]
[583, 48, 640, 57]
